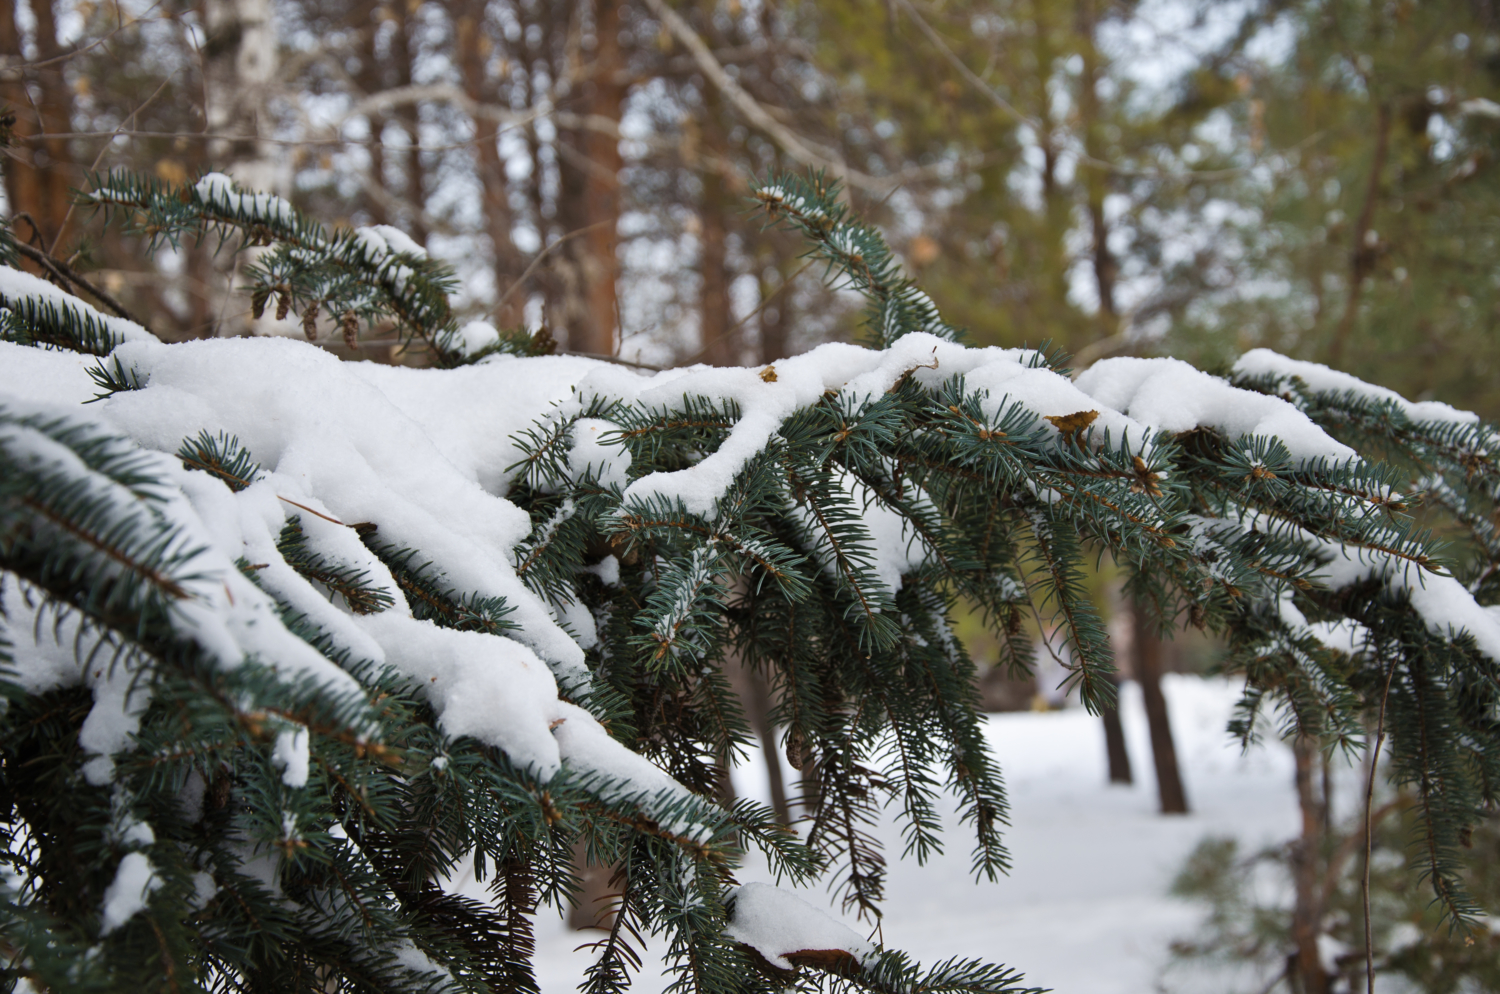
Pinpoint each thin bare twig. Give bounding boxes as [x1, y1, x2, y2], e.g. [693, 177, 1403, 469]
[491, 220, 613, 320]
[50, 72, 176, 256]
[639, 0, 895, 194]
[9, 240, 151, 331]
[560, 350, 663, 372]
[277, 496, 347, 527]
[896, 0, 1321, 183]
[679, 259, 813, 365]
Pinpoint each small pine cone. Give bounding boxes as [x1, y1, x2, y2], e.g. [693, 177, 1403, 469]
[342, 310, 359, 350]
[529, 325, 557, 356]
[275, 287, 291, 321]
[1004, 605, 1023, 636]
[302, 299, 321, 341]
[785, 727, 813, 771]
[251, 288, 269, 320]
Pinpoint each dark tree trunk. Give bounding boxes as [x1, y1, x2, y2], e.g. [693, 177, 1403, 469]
[0, 0, 42, 258]
[699, 163, 733, 366]
[751, 670, 790, 825]
[757, 262, 789, 364]
[584, 0, 624, 353]
[1290, 734, 1331, 994]
[357, 0, 388, 227]
[1077, 0, 1115, 335]
[28, 0, 74, 252]
[1101, 674, 1132, 784]
[1132, 603, 1188, 814]
[0, 0, 76, 257]
[727, 653, 790, 825]
[453, 0, 524, 328]
[390, 0, 427, 247]
[721, 645, 790, 824]
[695, 72, 740, 366]
[558, 0, 624, 356]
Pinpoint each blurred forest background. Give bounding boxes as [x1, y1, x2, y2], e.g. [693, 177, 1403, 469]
[3, 0, 1499, 415]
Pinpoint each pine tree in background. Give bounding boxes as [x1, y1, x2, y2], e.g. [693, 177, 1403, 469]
[4, 167, 1500, 994]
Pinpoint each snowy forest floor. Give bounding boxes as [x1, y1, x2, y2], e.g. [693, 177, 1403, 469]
[450, 676, 1315, 993]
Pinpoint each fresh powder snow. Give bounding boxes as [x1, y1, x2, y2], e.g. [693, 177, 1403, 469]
[0, 264, 158, 350]
[99, 852, 162, 934]
[1075, 355, 1357, 462]
[723, 882, 876, 970]
[1234, 349, 1479, 426]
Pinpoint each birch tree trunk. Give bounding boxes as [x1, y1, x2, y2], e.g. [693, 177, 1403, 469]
[203, 0, 279, 337]
[204, 0, 278, 193]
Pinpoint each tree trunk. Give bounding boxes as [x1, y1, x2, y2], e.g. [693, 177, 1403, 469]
[1290, 734, 1331, 994]
[567, 838, 617, 931]
[0, 1, 41, 254]
[453, 0, 524, 328]
[584, 0, 624, 354]
[0, 0, 76, 256]
[757, 257, 790, 364]
[521, 5, 550, 327]
[204, 0, 277, 191]
[726, 652, 790, 825]
[1076, 0, 1116, 335]
[203, 0, 278, 336]
[1132, 602, 1187, 813]
[1101, 674, 1132, 784]
[356, 0, 388, 227]
[554, 0, 624, 356]
[1329, 102, 1391, 366]
[750, 667, 789, 825]
[390, 0, 427, 247]
[699, 164, 733, 366]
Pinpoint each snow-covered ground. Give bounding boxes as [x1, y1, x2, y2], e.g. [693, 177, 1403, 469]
[509, 675, 1306, 993]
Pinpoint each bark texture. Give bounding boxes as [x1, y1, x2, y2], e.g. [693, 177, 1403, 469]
[1101, 674, 1133, 785]
[555, 0, 624, 355]
[1132, 604, 1188, 814]
[0, 0, 77, 256]
[1290, 734, 1331, 994]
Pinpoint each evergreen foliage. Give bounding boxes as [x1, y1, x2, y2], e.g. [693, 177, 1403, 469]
[2, 167, 1500, 993]
[83, 171, 467, 364]
[1170, 803, 1500, 992]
